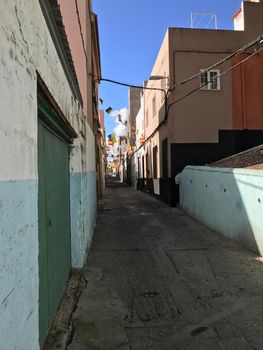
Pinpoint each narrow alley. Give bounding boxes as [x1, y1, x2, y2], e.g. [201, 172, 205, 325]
[68, 182, 263, 350]
[2, 1, 263, 349]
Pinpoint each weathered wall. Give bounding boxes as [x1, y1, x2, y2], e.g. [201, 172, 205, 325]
[59, 0, 95, 129]
[0, 180, 38, 349]
[168, 28, 244, 144]
[58, 0, 88, 116]
[59, 0, 98, 132]
[232, 52, 263, 130]
[166, 1, 263, 170]
[0, 1, 96, 349]
[70, 123, 97, 267]
[168, 0, 263, 142]
[180, 166, 263, 255]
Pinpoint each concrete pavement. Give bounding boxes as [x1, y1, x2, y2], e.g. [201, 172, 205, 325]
[68, 181, 263, 350]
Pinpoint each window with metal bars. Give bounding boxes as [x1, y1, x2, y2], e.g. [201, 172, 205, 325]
[200, 69, 220, 90]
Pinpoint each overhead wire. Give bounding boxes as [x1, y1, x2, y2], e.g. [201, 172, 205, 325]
[127, 43, 263, 161]
[97, 35, 263, 96]
[168, 46, 263, 109]
[94, 36, 263, 163]
[169, 34, 263, 90]
[98, 78, 166, 95]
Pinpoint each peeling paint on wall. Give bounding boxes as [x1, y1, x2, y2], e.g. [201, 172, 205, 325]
[0, 1, 97, 349]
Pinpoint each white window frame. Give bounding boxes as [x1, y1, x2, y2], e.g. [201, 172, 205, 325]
[200, 69, 220, 91]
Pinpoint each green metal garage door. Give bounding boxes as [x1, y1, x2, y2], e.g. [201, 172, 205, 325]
[38, 103, 71, 347]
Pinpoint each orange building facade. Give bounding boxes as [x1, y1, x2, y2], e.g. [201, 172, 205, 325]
[232, 52, 263, 130]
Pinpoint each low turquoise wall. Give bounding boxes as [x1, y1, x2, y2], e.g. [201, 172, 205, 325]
[0, 180, 39, 350]
[70, 171, 97, 267]
[0, 172, 97, 349]
[180, 166, 263, 255]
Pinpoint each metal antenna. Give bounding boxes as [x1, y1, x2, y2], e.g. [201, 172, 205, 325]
[191, 12, 218, 30]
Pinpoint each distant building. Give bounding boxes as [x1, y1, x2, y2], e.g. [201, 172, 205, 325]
[141, 0, 263, 205]
[128, 87, 142, 147]
[135, 87, 147, 190]
[127, 87, 142, 185]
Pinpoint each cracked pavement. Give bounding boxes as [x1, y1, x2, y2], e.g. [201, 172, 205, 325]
[68, 181, 263, 349]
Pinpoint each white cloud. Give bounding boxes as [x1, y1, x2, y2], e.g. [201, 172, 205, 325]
[108, 108, 129, 125]
[114, 123, 128, 138]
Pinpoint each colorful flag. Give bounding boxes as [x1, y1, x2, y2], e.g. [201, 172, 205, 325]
[112, 133, 117, 144]
[106, 107, 113, 114]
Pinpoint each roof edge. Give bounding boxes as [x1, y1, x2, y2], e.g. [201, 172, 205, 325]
[39, 0, 83, 105]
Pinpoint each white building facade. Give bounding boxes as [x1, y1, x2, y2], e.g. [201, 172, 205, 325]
[0, 1, 99, 348]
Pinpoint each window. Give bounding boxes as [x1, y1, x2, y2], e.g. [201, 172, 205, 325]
[152, 95, 156, 117]
[145, 109, 149, 127]
[162, 138, 168, 178]
[200, 69, 220, 90]
[146, 153, 150, 178]
[153, 146, 158, 179]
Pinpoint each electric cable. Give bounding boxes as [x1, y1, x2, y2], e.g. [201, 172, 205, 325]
[127, 45, 263, 161]
[74, 0, 88, 61]
[99, 78, 166, 95]
[97, 35, 263, 95]
[168, 46, 263, 109]
[170, 34, 263, 90]
[95, 36, 263, 164]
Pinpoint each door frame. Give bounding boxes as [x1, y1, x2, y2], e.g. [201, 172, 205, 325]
[37, 89, 77, 348]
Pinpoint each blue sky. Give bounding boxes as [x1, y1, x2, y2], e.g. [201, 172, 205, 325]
[93, 0, 242, 135]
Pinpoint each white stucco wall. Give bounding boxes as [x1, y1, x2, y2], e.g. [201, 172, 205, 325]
[180, 166, 263, 255]
[135, 94, 145, 185]
[234, 3, 245, 31]
[70, 122, 97, 267]
[0, 1, 96, 349]
[135, 94, 144, 151]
